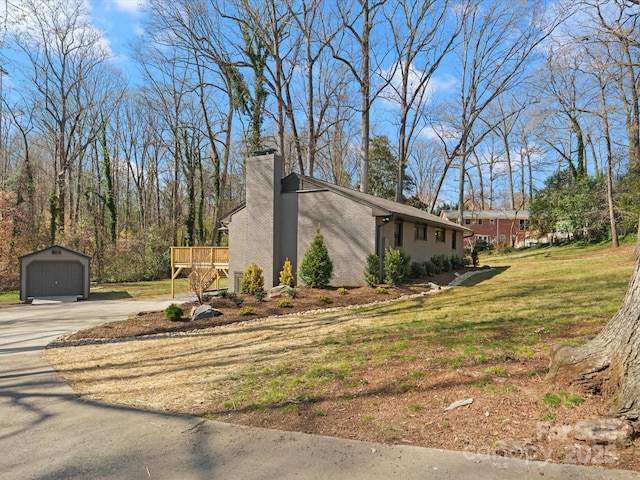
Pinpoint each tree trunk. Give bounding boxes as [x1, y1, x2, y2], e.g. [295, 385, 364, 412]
[548, 233, 640, 425]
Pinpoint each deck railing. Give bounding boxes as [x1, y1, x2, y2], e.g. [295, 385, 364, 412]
[170, 246, 229, 266]
[170, 247, 229, 297]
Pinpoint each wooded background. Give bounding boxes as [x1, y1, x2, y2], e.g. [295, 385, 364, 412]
[0, 0, 639, 289]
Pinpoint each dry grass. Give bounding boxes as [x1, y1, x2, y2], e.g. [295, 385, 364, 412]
[45, 241, 640, 471]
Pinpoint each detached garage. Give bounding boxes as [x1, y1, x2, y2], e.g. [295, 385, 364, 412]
[19, 245, 91, 302]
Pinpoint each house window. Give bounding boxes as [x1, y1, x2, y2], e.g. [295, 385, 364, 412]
[464, 218, 471, 226]
[435, 228, 445, 243]
[490, 219, 495, 225]
[478, 219, 483, 225]
[452, 231, 457, 250]
[415, 224, 427, 241]
[500, 234, 507, 243]
[519, 219, 530, 231]
[394, 220, 403, 247]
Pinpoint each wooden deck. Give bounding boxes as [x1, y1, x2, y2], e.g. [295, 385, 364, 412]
[170, 247, 229, 298]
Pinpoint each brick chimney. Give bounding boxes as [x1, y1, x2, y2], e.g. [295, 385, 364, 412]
[244, 151, 283, 289]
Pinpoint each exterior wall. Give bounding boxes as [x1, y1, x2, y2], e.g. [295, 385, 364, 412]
[19, 246, 90, 300]
[297, 190, 375, 286]
[227, 207, 248, 292]
[388, 222, 465, 263]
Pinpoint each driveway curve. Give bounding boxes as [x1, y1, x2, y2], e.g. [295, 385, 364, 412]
[0, 298, 637, 480]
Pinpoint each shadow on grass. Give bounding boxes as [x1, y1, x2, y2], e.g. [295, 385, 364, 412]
[89, 291, 133, 300]
[458, 266, 509, 287]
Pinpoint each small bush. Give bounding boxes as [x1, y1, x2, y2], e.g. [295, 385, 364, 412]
[337, 287, 348, 295]
[430, 254, 451, 273]
[364, 253, 380, 287]
[450, 254, 466, 269]
[318, 295, 332, 304]
[239, 306, 254, 316]
[279, 258, 295, 287]
[164, 303, 183, 321]
[278, 298, 293, 308]
[286, 288, 298, 298]
[375, 286, 388, 294]
[241, 263, 265, 297]
[422, 260, 437, 277]
[410, 261, 426, 278]
[298, 226, 333, 288]
[226, 291, 244, 306]
[384, 247, 411, 285]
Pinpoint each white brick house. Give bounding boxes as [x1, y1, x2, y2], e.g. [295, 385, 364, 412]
[222, 152, 471, 290]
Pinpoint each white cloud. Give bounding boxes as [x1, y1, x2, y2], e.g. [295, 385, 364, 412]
[380, 63, 458, 109]
[111, 0, 142, 15]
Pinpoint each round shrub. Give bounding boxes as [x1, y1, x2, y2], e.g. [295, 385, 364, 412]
[164, 303, 183, 322]
[278, 298, 293, 308]
[423, 260, 437, 277]
[410, 261, 426, 278]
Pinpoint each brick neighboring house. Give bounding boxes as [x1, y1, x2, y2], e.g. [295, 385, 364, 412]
[440, 209, 531, 248]
[222, 152, 471, 291]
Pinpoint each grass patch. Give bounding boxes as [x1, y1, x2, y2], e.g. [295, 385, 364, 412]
[543, 391, 585, 408]
[203, 241, 635, 417]
[90, 278, 194, 300]
[0, 290, 19, 305]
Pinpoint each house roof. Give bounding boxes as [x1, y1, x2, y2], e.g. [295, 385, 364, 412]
[18, 244, 92, 260]
[291, 174, 472, 233]
[441, 209, 530, 220]
[222, 172, 471, 233]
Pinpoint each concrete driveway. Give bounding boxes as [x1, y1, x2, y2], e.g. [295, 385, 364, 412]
[0, 298, 637, 480]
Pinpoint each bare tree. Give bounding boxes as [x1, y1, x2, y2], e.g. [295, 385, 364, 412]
[591, 0, 640, 172]
[332, 0, 389, 193]
[381, 0, 460, 203]
[429, 0, 564, 220]
[8, 0, 122, 242]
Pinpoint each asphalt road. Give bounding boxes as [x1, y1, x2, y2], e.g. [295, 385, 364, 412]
[1, 298, 638, 480]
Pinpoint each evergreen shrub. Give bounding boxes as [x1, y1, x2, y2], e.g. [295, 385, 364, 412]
[364, 253, 380, 287]
[298, 226, 333, 288]
[384, 247, 411, 285]
[279, 258, 295, 287]
[164, 303, 183, 321]
[241, 263, 264, 297]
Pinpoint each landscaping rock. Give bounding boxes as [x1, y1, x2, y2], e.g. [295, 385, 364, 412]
[444, 398, 474, 411]
[191, 305, 222, 322]
[571, 418, 633, 445]
[267, 285, 289, 299]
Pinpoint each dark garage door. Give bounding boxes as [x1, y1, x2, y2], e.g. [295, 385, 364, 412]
[26, 261, 84, 298]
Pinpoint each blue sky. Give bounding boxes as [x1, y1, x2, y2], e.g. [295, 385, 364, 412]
[86, 0, 143, 80]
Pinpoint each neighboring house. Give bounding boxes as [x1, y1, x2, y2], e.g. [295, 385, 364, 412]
[18, 245, 91, 302]
[440, 209, 532, 248]
[222, 152, 471, 291]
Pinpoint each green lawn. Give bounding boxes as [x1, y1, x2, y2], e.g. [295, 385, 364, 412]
[210, 239, 637, 411]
